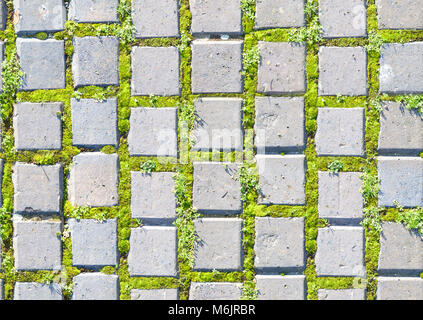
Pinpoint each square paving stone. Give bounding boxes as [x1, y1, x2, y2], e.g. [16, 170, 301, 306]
[13, 221, 62, 271]
[315, 108, 365, 156]
[377, 277, 423, 300]
[376, 0, 423, 29]
[320, 0, 367, 38]
[68, 0, 119, 23]
[318, 46, 368, 96]
[254, 217, 305, 273]
[315, 226, 366, 277]
[192, 98, 243, 152]
[72, 36, 120, 88]
[378, 222, 423, 276]
[254, 97, 305, 154]
[191, 40, 243, 94]
[318, 289, 366, 300]
[192, 162, 242, 214]
[13, 102, 62, 151]
[69, 219, 119, 269]
[131, 171, 176, 223]
[14, 282, 63, 300]
[128, 107, 178, 157]
[0, 1, 6, 30]
[71, 98, 119, 148]
[0, 279, 3, 300]
[189, 282, 242, 300]
[131, 46, 180, 96]
[255, 0, 305, 29]
[14, 0, 66, 34]
[255, 155, 306, 205]
[257, 42, 306, 94]
[189, 0, 242, 35]
[378, 101, 423, 155]
[318, 172, 363, 225]
[131, 288, 179, 300]
[72, 273, 120, 300]
[13, 163, 63, 215]
[68, 153, 119, 207]
[193, 218, 243, 272]
[377, 157, 423, 208]
[16, 38, 66, 91]
[379, 42, 423, 94]
[256, 275, 307, 300]
[132, 0, 179, 38]
[128, 226, 178, 277]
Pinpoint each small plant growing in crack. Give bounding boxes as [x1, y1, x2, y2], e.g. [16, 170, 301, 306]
[68, 206, 90, 220]
[239, 164, 260, 201]
[240, 0, 255, 20]
[328, 160, 343, 173]
[360, 168, 380, 205]
[361, 206, 384, 233]
[241, 281, 258, 300]
[398, 95, 423, 115]
[140, 160, 156, 173]
[289, 16, 322, 45]
[365, 31, 384, 54]
[242, 46, 260, 75]
[394, 201, 423, 236]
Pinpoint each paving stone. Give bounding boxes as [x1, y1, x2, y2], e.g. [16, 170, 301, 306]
[254, 97, 305, 153]
[255, 155, 306, 205]
[257, 41, 306, 94]
[255, 0, 305, 29]
[318, 172, 363, 225]
[192, 162, 242, 214]
[192, 98, 243, 152]
[0, 159, 4, 207]
[254, 217, 305, 273]
[68, 0, 120, 23]
[0, 1, 6, 30]
[378, 222, 423, 276]
[130, 171, 176, 223]
[315, 108, 365, 156]
[377, 277, 423, 300]
[14, 282, 63, 300]
[13, 102, 62, 151]
[128, 107, 178, 157]
[13, 163, 63, 215]
[315, 226, 366, 277]
[378, 101, 423, 155]
[191, 40, 243, 94]
[318, 289, 366, 300]
[71, 98, 118, 148]
[189, 0, 242, 35]
[318, 46, 368, 96]
[68, 152, 119, 207]
[377, 157, 423, 208]
[132, 0, 179, 38]
[69, 219, 119, 269]
[320, 0, 367, 38]
[131, 289, 179, 300]
[13, 221, 62, 271]
[189, 282, 242, 300]
[193, 218, 243, 272]
[379, 42, 423, 94]
[72, 273, 120, 300]
[256, 275, 307, 300]
[128, 226, 178, 277]
[376, 0, 423, 30]
[14, 0, 66, 34]
[16, 38, 66, 91]
[0, 279, 3, 300]
[72, 36, 120, 88]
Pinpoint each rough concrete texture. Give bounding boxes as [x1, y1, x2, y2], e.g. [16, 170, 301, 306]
[14, 282, 63, 300]
[0, 1, 6, 30]
[256, 275, 307, 300]
[131, 288, 179, 300]
[376, 0, 423, 30]
[255, 0, 305, 29]
[72, 273, 120, 300]
[318, 289, 366, 300]
[68, 0, 120, 23]
[377, 277, 423, 300]
[189, 282, 242, 300]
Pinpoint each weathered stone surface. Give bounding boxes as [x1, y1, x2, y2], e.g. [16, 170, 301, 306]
[318, 289, 366, 300]
[318, 46, 368, 96]
[128, 226, 178, 277]
[255, 0, 305, 29]
[128, 107, 178, 157]
[315, 226, 366, 277]
[0, 41, 4, 88]
[13, 221, 62, 271]
[14, 282, 63, 300]
[13, 102, 62, 151]
[0, 279, 3, 300]
[68, 0, 119, 23]
[72, 36, 120, 88]
[131, 46, 180, 96]
[68, 152, 119, 207]
[315, 108, 365, 156]
[256, 155, 306, 205]
[193, 218, 243, 272]
[192, 162, 242, 214]
[72, 273, 120, 300]
[0, 1, 6, 30]
[189, 282, 242, 300]
[378, 157, 423, 208]
[191, 40, 243, 94]
[376, 0, 423, 29]
[257, 41, 306, 94]
[254, 217, 305, 273]
[131, 288, 179, 300]
[17, 38, 66, 91]
[377, 277, 423, 300]
[256, 275, 307, 300]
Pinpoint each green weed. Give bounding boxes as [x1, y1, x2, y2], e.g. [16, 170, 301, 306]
[328, 160, 343, 173]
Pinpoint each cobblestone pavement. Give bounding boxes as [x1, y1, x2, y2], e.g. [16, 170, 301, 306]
[0, 0, 421, 301]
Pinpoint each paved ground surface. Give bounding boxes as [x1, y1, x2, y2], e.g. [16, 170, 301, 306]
[0, 0, 421, 300]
